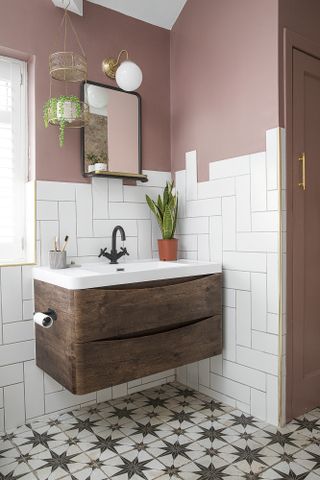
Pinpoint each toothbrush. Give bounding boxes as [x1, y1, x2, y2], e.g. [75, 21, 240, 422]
[61, 235, 69, 253]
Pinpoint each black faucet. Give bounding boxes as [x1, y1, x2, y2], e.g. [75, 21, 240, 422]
[98, 225, 129, 264]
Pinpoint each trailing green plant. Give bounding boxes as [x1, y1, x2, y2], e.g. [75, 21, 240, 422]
[146, 180, 178, 240]
[43, 95, 82, 147]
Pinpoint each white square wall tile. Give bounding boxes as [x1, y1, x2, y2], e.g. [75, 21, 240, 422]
[76, 184, 93, 237]
[4, 383, 25, 430]
[209, 155, 250, 179]
[37, 201, 58, 221]
[236, 175, 251, 232]
[186, 362, 199, 390]
[140, 170, 171, 187]
[267, 253, 279, 314]
[137, 220, 152, 259]
[109, 178, 123, 202]
[186, 198, 221, 217]
[24, 360, 45, 419]
[176, 217, 209, 235]
[237, 346, 278, 375]
[22, 266, 33, 300]
[251, 388, 267, 421]
[223, 288, 236, 308]
[222, 197, 236, 251]
[0, 364, 23, 387]
[223, 252, 266, 273]
[223, 360, 266, 391]
[236, 291, 251, 347]
[109, 203, 150, 220]
[93, 219, 138, 238]
[223, 307, 236, 362]
[266, 128, 279, 191]
[210, 355, 223, 375]
[186, 150, 197, 201]
[210, 216, 222, 263]
[252, 331, 278, 355]
[37, 181, 75, 201]
[223, 270, 250, 291]
[197, 235, 210, 261]
[250, 152, 267, 211]
[198, 178, 235, 199]
[92, 177, 109, 219]
[39, 220, 59, 265]
[210, 373, 250, 404]
[124, 186, 162, 204]
[237, 232, 278, 253]
[1, 267, 22, 323]
[252, 211, 279, 232]
[266, 374, 279, 425]
[3, 320, 34, 344]
[58, 202, 77, 257]
[175, 170, 186, 218]
[251, 273, 267, 331]
[0, 341, 34, 366]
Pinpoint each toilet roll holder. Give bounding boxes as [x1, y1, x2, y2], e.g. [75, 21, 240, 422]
[33, 309, 57, 328]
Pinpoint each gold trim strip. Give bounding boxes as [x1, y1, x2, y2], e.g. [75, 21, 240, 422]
[277, 128, 284, 426]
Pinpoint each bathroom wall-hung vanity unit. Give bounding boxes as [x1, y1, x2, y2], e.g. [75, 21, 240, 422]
[33, 261, 222, 394]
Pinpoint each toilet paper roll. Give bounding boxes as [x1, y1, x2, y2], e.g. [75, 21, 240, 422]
[33, 312, 54, 329]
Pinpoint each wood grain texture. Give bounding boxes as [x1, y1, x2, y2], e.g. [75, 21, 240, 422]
[34, 274, 222, 394]
[74, 316, 222, 394]
[74, 274, 222, 342]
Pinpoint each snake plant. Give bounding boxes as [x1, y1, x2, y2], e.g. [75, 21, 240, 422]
[146, 181, 178, 240]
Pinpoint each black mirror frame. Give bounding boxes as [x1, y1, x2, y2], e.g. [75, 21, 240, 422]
[81, 80, 147, 183]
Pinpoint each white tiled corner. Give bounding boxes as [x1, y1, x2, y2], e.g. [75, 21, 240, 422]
[175, 170, 186, 218]
[4, 382, 25, 430]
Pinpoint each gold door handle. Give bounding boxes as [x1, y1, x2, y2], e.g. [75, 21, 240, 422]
[298, 153, 306, 190]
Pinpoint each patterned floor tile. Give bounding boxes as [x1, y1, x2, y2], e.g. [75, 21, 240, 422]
[3, 383, 320, 479]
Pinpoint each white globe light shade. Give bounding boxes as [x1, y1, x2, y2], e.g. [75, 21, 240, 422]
[116, 60, 143, 91]
[87, 85, 108, 109]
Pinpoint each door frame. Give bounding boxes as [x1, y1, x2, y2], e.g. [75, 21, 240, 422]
[284, 29, 320, 422]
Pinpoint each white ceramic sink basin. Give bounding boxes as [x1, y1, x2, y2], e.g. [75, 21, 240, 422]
[33, 260, 222, 290]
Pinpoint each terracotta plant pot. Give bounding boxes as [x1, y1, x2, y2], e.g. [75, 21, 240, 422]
[158, 238, 178, 261]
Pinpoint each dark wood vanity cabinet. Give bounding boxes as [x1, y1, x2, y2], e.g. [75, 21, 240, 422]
[35, 274, 222, 394]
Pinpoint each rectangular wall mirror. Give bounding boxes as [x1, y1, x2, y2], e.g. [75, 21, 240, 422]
[81, 81, 147, 182]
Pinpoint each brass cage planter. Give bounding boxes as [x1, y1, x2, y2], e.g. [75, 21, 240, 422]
[46, 100, 89, 129]
[49, 51, 87, 83]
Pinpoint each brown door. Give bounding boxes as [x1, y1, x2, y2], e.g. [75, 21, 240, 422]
[290, 48, 320, 417]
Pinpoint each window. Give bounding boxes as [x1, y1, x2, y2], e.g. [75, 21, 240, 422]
[0, 55, 34, 265]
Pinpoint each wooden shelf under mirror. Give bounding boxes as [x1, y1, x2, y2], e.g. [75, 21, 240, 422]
[84, 171, 148, 182]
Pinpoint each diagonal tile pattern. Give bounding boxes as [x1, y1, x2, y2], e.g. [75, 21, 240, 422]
[1, 382, 320, 479]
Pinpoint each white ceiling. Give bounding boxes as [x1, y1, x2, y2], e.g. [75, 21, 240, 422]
[87, 0, 187, 29]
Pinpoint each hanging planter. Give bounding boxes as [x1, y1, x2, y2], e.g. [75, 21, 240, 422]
[43, 95, 89, 147]
[49, 51, 87, 83]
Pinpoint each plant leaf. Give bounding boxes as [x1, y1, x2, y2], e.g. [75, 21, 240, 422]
[146, 194, 163, 229]
[163, 204, 174, 239]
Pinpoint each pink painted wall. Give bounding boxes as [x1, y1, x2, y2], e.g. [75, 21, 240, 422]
[170, 0, 279, 181]
[278, 0, 320, 127]
[0, 0, 170, 182]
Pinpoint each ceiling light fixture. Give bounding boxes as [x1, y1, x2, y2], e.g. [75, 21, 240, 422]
[102, 50, 143, 92]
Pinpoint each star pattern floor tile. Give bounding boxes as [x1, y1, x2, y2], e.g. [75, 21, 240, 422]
[2, 382, 320, 479]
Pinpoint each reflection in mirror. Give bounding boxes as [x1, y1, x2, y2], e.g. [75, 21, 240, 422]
[82, 81, 145, 181]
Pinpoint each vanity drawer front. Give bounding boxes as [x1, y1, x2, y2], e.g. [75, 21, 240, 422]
[73, 315, 222, 394]
[74, 273, 221, 343]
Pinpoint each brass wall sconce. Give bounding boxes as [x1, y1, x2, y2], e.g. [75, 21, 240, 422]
[102, 49, 143, 92]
